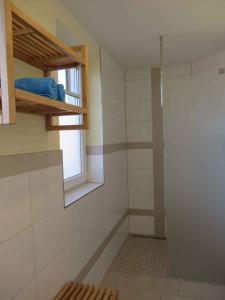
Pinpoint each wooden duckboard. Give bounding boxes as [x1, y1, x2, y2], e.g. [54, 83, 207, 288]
[53, 282, 119, 300]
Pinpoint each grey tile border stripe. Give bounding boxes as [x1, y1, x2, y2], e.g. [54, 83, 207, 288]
[103, 143, 126, 154]
[151, 68, 166, 238]
[129, 208, 166, 217]
[75, 210, 128, 282]
[86, 145, 103, 156]
[86, 143, 126, 155]
[0, 150, 62, 178]
[87, 142, 153, 155]
[127, 142, 153, 149]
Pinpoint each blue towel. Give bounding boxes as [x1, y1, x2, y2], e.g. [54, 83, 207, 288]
[15, 77, 57, 99]
[57, 84, 65, 101]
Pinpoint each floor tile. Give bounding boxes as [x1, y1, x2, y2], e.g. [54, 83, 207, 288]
[101, 271, 121, 287]
[104, 236, 225, 300]
[110, 236, 167, 277]
[140, 276, 178, 294]
[179, 280, 225, 300]
[162, 295, 198, 300]
[118, 274, 143, 289]
[119, 287, 162, 300]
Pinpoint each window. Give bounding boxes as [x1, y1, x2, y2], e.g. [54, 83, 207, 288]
[58, 68, 87, 192]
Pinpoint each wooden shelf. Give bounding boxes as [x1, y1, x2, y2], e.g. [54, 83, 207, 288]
[0, 1, 89, 130]
[11, 4, 85, 71]
[0, 88, 87, 116]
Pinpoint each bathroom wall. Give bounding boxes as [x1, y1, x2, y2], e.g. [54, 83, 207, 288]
[85, 47, 129, 283]
[125, 69, 165, 237]
[0, 150, 128, 300]
[0, 1, 129, 299]
[164, 50, 225, 283]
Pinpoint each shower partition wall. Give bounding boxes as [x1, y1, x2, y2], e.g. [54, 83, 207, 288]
[164, 52, 225, 284]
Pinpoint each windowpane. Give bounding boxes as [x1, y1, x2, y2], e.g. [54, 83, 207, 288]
[58, 67, 84, 182]
[70, 68, 81, 94]
[59, 116, 82, 179]
[65, 94, 80, 106]
[58, 69, 67, 89]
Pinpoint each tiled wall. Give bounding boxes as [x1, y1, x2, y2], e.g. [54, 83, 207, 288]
[84, 48, 129, 284]
[0, 1, 129, 299]
[0, 151, 128, 300]
[125, 69, 155, 235]
[0, 48, 129, 300]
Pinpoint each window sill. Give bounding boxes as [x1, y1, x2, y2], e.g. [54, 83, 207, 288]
[64, 182, 104, 207]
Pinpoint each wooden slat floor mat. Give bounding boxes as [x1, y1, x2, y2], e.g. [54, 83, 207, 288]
[53, 282, 118, 300]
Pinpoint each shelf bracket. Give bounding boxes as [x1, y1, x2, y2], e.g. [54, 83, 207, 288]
[45, 115, 85, 131]
[0, 0, 16, 124]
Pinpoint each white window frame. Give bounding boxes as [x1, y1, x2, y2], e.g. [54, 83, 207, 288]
[58, 68, 87, 192]
[63, 131, 87, 192]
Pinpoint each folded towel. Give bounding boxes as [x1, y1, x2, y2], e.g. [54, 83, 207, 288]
[15, 77, 57, 99]
[57, 84, 65, 101]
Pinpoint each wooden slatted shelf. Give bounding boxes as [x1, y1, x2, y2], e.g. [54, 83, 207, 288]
[0, 0, 89, 130]
[0, 88, 87, 116]
[53, 282, 118, 300]
[11, 4, 85, 71]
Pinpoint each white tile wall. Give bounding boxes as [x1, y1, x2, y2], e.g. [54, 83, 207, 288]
[126, 121, 152, 142]
[126, 100, 152, 122]
[126, 79, 151, 102]
[35, 244, 80, 300]
[127, 149, 153, 170]
[84, 218, 129, 285]
[126, 69, 151, 81]
[103, 118, 126, 144]
[0, 156, 128, 299]
[125, 69, 155, 235]
[33, 208, 73, 273]
[100, 50, 125, 101]
[104, 150, 127, 181]
[0, 228, 34, 299]
[87, 155, 104, 182]
[0, 173, 31, 244]
[0, 46, 129, 299]
[128, 170, 153, 190]
[12, 281, 36, 300]
[103, 171, 128, 233]
[129, 215, 155, 235]
[30, 165, 64, 223]
[129, 189, 154, 210]
[103, 91, 125, 122]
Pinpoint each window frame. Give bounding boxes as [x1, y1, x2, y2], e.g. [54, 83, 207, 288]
[58, 68, 87, 192]
[63, 130, 87, 192]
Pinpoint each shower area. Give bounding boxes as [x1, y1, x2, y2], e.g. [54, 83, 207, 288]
[101, 34, 225, 299]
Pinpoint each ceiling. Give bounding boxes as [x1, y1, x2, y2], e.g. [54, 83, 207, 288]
[61, 0, 225, 69]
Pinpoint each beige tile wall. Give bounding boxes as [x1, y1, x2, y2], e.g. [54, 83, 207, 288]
[0, 1, 129, 299]
[0, 47, 129, 299]
[125, 69, 155, 235]
[0, 151, 128, 300]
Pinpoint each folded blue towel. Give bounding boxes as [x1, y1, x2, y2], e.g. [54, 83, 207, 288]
[15, 77, 57, 99]
[57, 84, 65, 101]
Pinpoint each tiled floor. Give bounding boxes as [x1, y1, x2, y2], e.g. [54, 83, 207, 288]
[110, 236, 167, 278]
[101, 236, 225, 300]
